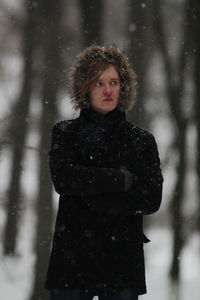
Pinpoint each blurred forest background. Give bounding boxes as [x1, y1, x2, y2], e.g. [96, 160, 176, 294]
[0, 0, 200, 300]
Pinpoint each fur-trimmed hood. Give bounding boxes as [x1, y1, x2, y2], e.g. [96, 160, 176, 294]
[69, 45, 137, 111]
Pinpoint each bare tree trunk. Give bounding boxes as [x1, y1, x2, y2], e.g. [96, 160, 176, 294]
[153, 0, 189, 281]
[192, 0, 200, 231]
[169, 125, 187, 280]
[127, 0, 155, 127]
[29, 0, 63, 299]
[3, 1, 36, 255]
[78, 0, 103, 47]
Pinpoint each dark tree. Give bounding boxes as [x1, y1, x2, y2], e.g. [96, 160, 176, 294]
[28, 0, 64, 299]
[3, 0, 37, 255]
[153, 0, 190, 281]
[128, 0, 155, 127]
[191, 0, 200, 231]
[78, 0, 103, 47]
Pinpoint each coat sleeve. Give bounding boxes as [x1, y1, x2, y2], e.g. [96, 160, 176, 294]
[85, 132, 163, 216]
[49, 121, 127, 196]
[123, 133, 163, 215]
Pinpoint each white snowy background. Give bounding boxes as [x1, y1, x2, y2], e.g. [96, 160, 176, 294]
[0, 0, 200, 299]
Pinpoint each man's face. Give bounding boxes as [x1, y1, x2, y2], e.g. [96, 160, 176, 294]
[89, 65, 120, 115]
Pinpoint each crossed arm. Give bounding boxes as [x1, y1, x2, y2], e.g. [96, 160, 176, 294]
[49, 122, 133, 196]
[49, 122, 163, 216]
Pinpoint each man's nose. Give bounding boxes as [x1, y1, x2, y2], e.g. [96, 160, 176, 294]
[104, 83, 112, 95]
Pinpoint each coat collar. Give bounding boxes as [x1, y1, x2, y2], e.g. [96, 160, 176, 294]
[80, 107, 126, 128]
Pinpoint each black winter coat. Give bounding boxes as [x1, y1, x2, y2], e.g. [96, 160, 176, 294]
[45, 108, 163, 296]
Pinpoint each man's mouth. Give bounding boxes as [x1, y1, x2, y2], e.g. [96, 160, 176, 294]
[103, 98, 113, 102]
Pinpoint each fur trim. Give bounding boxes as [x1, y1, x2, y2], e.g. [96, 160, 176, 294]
[69, 45, 137, 111]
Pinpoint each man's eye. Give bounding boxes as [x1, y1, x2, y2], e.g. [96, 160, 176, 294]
[96, 82, 103, 87]
[111, 81, 118, 86]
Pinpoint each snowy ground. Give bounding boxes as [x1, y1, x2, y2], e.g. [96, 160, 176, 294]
[0, 202, 199, 300]
[141, 229, 200, 300]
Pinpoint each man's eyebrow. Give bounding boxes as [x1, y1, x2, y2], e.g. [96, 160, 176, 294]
[98, 78, 120, 81]
[96, 77, 120, 82]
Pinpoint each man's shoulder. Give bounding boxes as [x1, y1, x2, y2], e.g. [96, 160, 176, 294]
[52, 117, 80, 133]
[124, 121, 158, 155]
[124, 120, 153, 140]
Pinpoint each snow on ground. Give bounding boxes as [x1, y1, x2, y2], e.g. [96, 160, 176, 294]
[0, 206, 35, 300]
[141, 228, 200, 300]
[0, 208, 200, 300]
